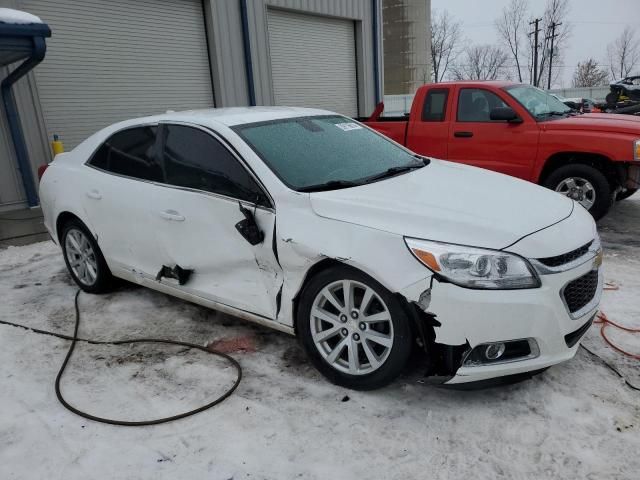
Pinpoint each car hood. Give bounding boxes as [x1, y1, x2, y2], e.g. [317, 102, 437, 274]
[309, 160, 574, 250]
[543, 113, 640, 135]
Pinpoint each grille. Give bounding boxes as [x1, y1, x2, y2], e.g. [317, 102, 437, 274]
[538, 241, 592, 267]
[563, 270, 599, 313]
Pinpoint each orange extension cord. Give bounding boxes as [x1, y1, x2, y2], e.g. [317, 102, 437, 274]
[595, 283, 640, 360]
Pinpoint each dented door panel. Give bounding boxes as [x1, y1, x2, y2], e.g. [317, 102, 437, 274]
[152, 187, 282, 319]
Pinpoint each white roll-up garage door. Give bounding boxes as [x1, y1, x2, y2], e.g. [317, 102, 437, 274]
[267, 9, 358, 117]
[21, 0, 214, 149]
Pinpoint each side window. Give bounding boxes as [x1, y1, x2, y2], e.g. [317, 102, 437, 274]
[457, 88, 509, 122]
[162, 124, 268, 206]
[422, 89, 449, 121]
[89, 126, 162, 182]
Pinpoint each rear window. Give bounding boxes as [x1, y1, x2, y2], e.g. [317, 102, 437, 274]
[89, 126, 161, 182]
[422, 89, 448, 121]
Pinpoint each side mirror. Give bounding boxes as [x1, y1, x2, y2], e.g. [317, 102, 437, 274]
[490, 107, 522, 123]
[235, 202, 264, 245]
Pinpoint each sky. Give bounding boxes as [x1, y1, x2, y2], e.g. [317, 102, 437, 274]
[431, 0, 640, 87]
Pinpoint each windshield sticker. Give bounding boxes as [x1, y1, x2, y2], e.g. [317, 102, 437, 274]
[335, 122, 362, 132]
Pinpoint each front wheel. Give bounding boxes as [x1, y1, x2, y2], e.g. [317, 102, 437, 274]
[296, 266, 413, 391]
[543, 164, 613, 220]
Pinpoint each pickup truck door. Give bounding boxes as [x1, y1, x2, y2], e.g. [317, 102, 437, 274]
[447, 87, 539, 180]
[405, 87, 450, 159]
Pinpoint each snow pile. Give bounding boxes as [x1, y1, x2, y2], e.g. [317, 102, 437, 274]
[0, 8, 42, 25]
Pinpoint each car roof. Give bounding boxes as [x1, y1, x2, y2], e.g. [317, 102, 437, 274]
[112, 106, 336, 131]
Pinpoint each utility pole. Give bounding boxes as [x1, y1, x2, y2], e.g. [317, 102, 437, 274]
[529, 18, 542, 86]
[546, 21, 562, 89]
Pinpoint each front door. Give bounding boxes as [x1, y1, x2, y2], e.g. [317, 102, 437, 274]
[151, 123, 282, 319]
[447, 87, 539, 180]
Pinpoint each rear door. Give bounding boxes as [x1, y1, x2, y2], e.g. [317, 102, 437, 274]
[152, 123, 282, 319]
[406, 87, 451, 159]
[82, 125, 164, 277]
[447, 87, 539, 180]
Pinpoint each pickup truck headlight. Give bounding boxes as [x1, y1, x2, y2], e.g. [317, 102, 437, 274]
[405, 238, 541, 289]
[634, 139, 640, 161]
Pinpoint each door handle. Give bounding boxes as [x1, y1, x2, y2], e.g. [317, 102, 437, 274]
[159, 210, 185, 222]
[86, 189, 102, 200]
[454, 131, 474, 138]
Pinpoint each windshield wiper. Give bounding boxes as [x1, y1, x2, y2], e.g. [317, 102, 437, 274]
[298, 180, 362, 193]
[363, 161, 426, 183]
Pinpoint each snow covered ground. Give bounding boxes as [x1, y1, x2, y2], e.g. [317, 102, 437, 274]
[1, 196, 639, 480]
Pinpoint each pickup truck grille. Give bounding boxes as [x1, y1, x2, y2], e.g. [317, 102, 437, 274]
[538, 241, 592, 267]
[563, 270, 599, 314]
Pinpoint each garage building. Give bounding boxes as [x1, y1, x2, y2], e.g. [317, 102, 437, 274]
[0, 0, 383, 210]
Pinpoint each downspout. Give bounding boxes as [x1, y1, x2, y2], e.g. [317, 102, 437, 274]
[239, 0, 256, 106]
[1, 35, 46, 207]
[372, 0, 381, 104]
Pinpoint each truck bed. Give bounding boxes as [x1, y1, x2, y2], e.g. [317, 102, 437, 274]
[360, 116, 408, 145]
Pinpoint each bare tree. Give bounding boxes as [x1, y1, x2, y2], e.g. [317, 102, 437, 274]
[452, 45, 509, 81]
[495, 0, 529, 82]
[430, 9, 462, 82]
[535, 0, 571, 88]
[572, 59, 609, 87]
[607, 27, 640, 80]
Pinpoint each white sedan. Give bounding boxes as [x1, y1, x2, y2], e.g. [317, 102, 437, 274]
[39, 107, 603, 390]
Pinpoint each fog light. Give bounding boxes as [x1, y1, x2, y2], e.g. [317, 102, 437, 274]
[484, 343, 506, 360]
[463, 339, 538, 367]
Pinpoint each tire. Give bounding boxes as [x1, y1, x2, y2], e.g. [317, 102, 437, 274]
[616, 188, 638, 201]
[543, 164, 613, 221]
[60, 218, 113, 293]
[296, 265, 413, 391]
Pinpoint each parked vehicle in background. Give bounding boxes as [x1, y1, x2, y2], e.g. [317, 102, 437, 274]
[601, 76, 640, 118]
[39, 107, 602, 390]
[549, 94, 601, 114]
[363, 81, 640, 219]
[606, 75, 640, 105]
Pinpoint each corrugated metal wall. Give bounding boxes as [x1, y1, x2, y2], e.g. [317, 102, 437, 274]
[206, 0, 379, 116]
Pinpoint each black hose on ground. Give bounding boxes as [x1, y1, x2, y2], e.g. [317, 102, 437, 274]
[0, 289, 242, 426]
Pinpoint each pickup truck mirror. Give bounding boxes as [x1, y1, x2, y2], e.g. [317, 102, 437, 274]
[490, 107, 522, 123]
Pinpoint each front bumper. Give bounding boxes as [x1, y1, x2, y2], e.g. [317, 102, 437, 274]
[408, 256, 602, 385]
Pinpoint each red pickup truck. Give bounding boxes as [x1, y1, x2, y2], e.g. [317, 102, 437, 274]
[363, 81, 640, 219]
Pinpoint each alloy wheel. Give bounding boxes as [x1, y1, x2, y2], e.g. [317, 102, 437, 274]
[65, 228, 98, 286]
[310, 279, 394, 375]
[555, 176, 596, 210]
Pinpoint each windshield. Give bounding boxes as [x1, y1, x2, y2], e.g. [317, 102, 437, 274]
[234, 115, 423, 191]
[505, 85, 573, 119]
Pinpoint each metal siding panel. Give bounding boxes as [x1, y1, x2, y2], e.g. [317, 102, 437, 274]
[267, 9, 358, 116]
[206, 0, 249, 106]
[20, 0, 214, 148]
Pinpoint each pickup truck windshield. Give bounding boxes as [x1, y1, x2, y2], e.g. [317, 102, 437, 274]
[234, 115, 424, 191]
[505, 85, 573, 120]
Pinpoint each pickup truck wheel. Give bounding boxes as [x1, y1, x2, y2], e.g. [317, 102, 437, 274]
[616, 188, 637, 201]
[543, 164, 613, 220]
[296, 266, 413, 391]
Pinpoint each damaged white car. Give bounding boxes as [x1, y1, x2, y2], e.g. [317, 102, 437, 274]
[39, 107, 603, 390]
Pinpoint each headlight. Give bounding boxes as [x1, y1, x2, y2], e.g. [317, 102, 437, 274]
[634, 139, 640, 161]
[404, 238, 541, 289]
